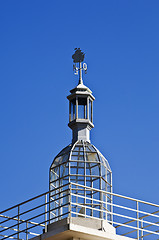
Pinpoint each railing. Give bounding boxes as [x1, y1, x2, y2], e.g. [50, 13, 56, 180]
[0, 182, 159, 239]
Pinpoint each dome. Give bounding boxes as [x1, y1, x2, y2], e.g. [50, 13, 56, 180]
[49, 140, 112, 222]
[51, 140, 111, 172]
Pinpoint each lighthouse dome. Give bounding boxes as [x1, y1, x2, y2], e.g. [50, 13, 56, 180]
[49, 140, 112, 222]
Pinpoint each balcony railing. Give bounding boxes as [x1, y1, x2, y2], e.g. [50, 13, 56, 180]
[0, 182, 159, 240]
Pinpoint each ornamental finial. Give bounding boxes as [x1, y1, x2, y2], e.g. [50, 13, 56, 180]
[72, 48, 87, 85]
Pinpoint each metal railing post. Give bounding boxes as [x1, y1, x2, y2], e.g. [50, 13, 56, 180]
[136, 201, 139, 240]
[68, 183, 71, 218]
[141, 219, 143, 240]
[45, 194, 47, 233]
[84, 185, 86, 218]
[101, 191, 104, 230]
[106, 191, 107, 222]
[17, 205, 20, 240]
[26, 221, 28, 240]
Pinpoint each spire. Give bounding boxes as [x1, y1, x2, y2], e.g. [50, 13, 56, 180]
[67, 49, 95, 143]
[72, 48, 87, 85]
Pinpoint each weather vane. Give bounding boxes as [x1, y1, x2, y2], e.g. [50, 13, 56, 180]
[72, 48, 87, 85]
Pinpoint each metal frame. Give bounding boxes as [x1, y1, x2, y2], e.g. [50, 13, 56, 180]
[49, 140, 113, 223]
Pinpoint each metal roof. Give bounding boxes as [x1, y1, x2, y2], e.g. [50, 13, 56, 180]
[50, 140, 111, 172]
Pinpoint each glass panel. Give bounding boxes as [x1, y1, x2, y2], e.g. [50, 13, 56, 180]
[91, 165, 100, 176]
[71, 99, 76, 120]
[51, 167, 59, 177]
[71, 166, 78, 175]
[107, 170, 112, 185]
[85, 146, 96, 153]
[78, 98, 87, 119]
[61, 154, 69, 163]
[98, 154, 111, 171]
[50, 171, 54, 182]
[53, 154, 68, 167]
[101, 165, 106, 178]
[60, 162, 69, 177]
[86, 152, 98, 162]
[85, 143, 96, 152]
[93, 178, 100, 191]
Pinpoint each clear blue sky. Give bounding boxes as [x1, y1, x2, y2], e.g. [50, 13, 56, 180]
[0, 0, 159, 210]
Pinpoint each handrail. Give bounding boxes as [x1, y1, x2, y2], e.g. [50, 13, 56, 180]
[115, 210, 159, 228]
[70, 182, 159, 208]
[0, 182, 159, 240]
[0, 182, 70, 215]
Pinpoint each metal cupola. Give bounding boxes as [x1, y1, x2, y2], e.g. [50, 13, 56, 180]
[49, 49, 112, 224]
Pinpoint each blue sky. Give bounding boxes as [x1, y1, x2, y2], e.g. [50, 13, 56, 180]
[0, 0, 159, 210]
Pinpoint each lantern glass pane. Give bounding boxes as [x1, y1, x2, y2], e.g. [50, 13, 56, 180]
[71, 99, 76, 120]
[78, 98, 87, 119]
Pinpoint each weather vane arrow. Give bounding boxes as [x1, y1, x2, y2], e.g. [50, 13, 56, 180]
[72, 48, 87, 85]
